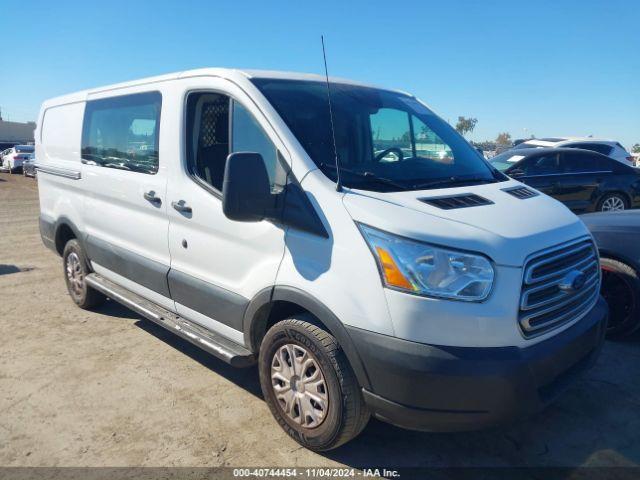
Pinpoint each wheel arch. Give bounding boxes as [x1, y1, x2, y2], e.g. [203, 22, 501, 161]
[243, 286, 372, 390]
[53, 217, 85, 256]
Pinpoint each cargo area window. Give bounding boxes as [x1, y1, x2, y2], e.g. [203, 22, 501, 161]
[185, 92, 285, 193]
[81, 91, 161, 174]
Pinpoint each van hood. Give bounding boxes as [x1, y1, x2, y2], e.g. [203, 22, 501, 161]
[342, 179, 590, 267]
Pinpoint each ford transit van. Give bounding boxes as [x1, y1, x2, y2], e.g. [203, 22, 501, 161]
[36, 69, 607, 450]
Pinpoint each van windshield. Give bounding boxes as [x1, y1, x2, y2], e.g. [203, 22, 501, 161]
[252, 79, 503, 192]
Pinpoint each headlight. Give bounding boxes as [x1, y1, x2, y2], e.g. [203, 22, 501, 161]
[358, 224, 494, 301]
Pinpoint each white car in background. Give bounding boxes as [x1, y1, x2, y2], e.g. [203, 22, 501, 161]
[513, 137, 634, 166]
[1, 144, 35, 172]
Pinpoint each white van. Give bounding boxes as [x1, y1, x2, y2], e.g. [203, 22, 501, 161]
[36, 69, 607, 450]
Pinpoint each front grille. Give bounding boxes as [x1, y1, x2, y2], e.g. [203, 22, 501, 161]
[420, 194, 493, 210]
[519, 238, 600, 337]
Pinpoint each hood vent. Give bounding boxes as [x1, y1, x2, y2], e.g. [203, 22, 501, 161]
[503, 186, 539, 199]
[420, 194, 493, 210]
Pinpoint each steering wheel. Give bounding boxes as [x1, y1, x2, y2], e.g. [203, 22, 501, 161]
[375, 147, 404, 163]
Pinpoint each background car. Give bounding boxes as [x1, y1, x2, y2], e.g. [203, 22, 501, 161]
[0, 147, 13, 168]
[512, 137, 634, 166]
[1, 144, 34, 173]
[581, 210, 640, 338]
[0, 142, 18, 152]
[22, 153, 37, 177]
[490, 147, 640, 213]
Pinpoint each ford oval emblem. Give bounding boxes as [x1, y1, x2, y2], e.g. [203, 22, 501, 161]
[559, 270, 587, 293]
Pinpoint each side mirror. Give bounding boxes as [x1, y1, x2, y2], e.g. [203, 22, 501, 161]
[222, 152, 274, 222]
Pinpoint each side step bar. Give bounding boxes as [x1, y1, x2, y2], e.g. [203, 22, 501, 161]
[85, 273, 256, 368]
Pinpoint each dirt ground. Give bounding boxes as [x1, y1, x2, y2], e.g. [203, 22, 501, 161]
[1, 172, 639, 469]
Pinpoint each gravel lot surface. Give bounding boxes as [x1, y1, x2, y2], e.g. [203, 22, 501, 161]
[1, 172, 639, 469]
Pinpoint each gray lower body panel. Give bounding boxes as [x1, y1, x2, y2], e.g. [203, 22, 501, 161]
[52, 230, 248, 335]
[39, 215, 57, 252]
[85, 235, 172, 298]
[168, 269, 248, 332]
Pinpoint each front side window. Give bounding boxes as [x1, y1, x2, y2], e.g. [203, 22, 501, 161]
[82, 92, 161, 174]
[232, 102, 284, 190]
[186, 92, 285, 193]
[514, 154, 560, 176]
[252, 79, 502, 192]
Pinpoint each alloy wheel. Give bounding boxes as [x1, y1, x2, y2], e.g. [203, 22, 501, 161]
[601, 196, 625, 212]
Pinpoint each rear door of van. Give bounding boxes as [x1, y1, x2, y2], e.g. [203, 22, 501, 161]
[80, 87, 174, 311]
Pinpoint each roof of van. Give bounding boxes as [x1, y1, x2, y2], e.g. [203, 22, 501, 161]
[41, 68, 404, 108]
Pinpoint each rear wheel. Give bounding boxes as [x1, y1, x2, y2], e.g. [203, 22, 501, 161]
[600, 257, 640, 338]
[597, 193, 628, 212]
[259, 317, 369, 451]
[62, 239, 106, 309]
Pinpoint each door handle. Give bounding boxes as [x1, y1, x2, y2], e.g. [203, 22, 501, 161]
[143, 190, 162, 205]
[172, 200, 192, 214]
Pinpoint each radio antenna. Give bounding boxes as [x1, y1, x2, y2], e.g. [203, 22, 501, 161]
[321, 35, 342, 192]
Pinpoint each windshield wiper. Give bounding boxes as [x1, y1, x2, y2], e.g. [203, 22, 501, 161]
[412, 176, 499, 190]
[318, 163, 407, 190]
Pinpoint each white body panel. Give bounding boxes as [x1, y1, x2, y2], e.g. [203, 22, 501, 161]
[36, 103, 86, 247]
[81, 83, 172, 308]
[276, 170, 396, 337]
[165, 76, 287, 336]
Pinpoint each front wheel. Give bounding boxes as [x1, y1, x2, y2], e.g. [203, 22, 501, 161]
[600, 257, 640, 338]
[259, 317, 369, 451]
[597, 193, 628, 212]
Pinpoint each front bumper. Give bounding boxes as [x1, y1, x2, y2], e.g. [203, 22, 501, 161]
[347, 296, 608, 432]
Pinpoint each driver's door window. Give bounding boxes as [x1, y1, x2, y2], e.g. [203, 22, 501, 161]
[525, 154, 560, 175]
[370, 108, 411, 163]
[412, 116, 454, 163]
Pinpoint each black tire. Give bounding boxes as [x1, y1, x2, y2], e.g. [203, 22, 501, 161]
[62, 239, 106, 309]
[596, 193, 628, 212]
[259, 316, 369, 451]
[600, 257, 640, 338]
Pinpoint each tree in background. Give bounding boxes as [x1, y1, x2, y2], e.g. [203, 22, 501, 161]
[495, 132, 512, 148]
[455, 117, 478, 137]
[632, 143, 640, 153]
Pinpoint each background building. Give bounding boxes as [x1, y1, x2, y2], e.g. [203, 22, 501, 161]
[0, 110, 35, 146]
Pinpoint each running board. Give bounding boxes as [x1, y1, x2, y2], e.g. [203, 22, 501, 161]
[85, 273, 256, 367]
